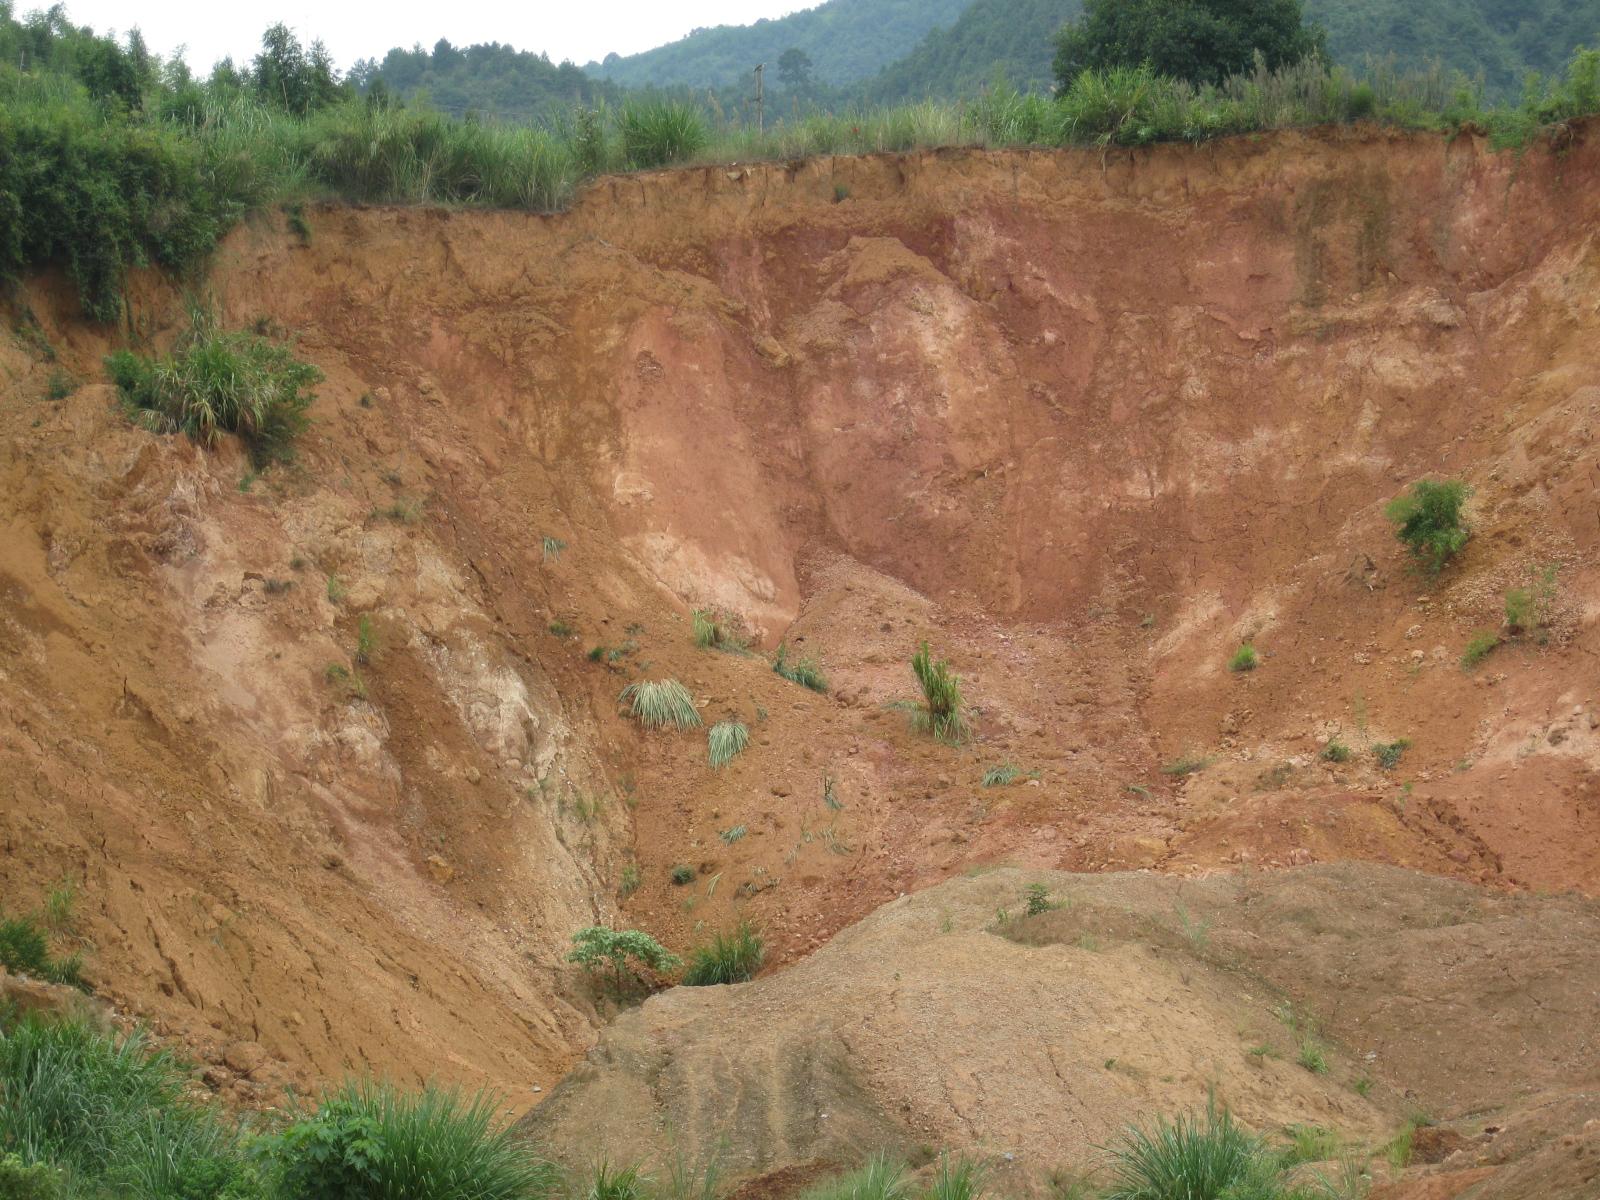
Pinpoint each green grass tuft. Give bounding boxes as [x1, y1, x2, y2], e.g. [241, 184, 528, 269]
[1461, 631, 1500, 669]
[1101, 1101, 1270, 1200]
[1228, 644, 1259, 672]
[1373, 739, 1411, 770]
[619, 680, 701, 730]
[772, 642, 827, 692]
[981, 763, 1019, 788]
[692, 609, 748, 653]
[797, 1155, 909, 1200]
[681, 921, 764, 986]
[1320, 740, 1352, 764]
[1161, 755, 1212, 777]
[907, 642, 969, 744]
[669, 865, 695, 886]
[707, 721, 750, 769]
[107, 309, 321, 467]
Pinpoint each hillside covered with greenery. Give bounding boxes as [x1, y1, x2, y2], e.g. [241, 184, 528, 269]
[585, 0, 969, 88]
[859, 0, 1600, 102]
[352, 41, 622, 123]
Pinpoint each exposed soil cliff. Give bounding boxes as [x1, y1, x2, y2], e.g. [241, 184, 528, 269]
[2, 125, 1598, 1182]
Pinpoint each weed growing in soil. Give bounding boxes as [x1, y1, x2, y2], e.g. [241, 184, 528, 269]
[1161, 755, 1212, 777]
[0, 901, 83, 989]
[982, 763, 1020, 787]
[108, 309, 321, 467]
[1024, 884, 1053, 917]
[1228, 644, 1259, 672]
[692, 609, 747, 652]
[707, 720, 749, 769]
[567, 926, 680, 994]
[772, 642, 827, 692]
[670, 865, 695, 886]
[682, 922, 764, 986]
[587, 1160, 649, 1200]
[925, 1154, 984, 1200]
[797, 1155, 908, 1200]
[1372, 739, 1411, 770]
[542, 536, 566, 563]
[1385, 479, 1470, 577]
[906, 642, 969, 744]
[619, 680, 701, 730]
[1320, 740, 1352, 764]
[1296, 1038, 1329, 1074]
[1461, 631, 1500, 669]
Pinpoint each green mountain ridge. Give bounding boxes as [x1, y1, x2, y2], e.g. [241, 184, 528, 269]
[585, 0, 969, 88]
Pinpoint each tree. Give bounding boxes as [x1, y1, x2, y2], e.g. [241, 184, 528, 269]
[1053, 0, 1325, 89]
[567, 926, 680, 994]
[777, 46, 814, 91]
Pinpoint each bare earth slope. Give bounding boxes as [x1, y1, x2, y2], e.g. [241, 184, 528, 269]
[522, 863, 1600, 1198]
[1, 125, 1598, 1145]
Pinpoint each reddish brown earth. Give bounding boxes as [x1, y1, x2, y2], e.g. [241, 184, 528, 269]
[2, 123, 1599, 1188]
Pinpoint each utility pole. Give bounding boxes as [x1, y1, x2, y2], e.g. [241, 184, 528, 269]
[753, 62, 765, 136]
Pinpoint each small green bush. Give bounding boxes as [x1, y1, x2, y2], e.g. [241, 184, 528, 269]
[1228, 644, 1259, 673]
[907, 642, 969, 744]
[1320, 740, 1352, 764]
[1161, 755, 1211, 777]
[1373, 739, 1411, 770]
[681, 921, 763, 986]
[707, 721, 749, 769]
[271, 1080, 556, 1200]
[567, 927, 680, 993]
[618, 680, 701, 730]
[0, 903, 83, 990]
[0, 1152, 66, 1200]
[107, 312, 321, 466]
[1297, 1038, 1329, 1075]
[1024, 884, 1051, 917]
[669, 865, 695, 886]
[1460, 631, 1500, 669]
[772, 643, 827, 692]
[1385, 480, 1471, 577]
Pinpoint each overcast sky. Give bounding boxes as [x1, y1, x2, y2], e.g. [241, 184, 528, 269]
[39, 1, 813, 72]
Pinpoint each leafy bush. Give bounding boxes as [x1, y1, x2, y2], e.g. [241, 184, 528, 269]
[906, 642, 969, 744]
[618, 99, 707, 169]
[1024, 884, 1051, 917]
[1228, 644, 1259, 673]
[669, 864, 695, 886]
[707, 720, 749, 769]
[1461, 632, 1500, 669]
[681, 922, 763, 986]
[270, 1080, 555, 1200]
[567, 927, 680, 993]
[618, 680, 701, 730]
[772, 643, 827, 692]
[0, 1017, 257, 1199]
[1384, 480, 1470, 577]
[0, 893, 83, 990]
[108, 312, 321, 466]
[1372, 739, 1411, 770]
[1319, 740, 1351, 764]
[0, 1152, 66, 1200]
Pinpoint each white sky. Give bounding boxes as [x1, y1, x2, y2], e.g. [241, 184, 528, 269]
[39, 1, 815, 72]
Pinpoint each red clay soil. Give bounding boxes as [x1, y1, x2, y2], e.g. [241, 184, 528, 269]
[2, 123, 1598, 1107]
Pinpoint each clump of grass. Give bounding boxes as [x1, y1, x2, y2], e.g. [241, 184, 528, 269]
[719, 825, 747, 845]
[1385, 479, 1471, 577]
[354, 614, 377, 666]
[1297, 1037, 1329, 1074]
[618, 865, 640, 899]
[1373, 739, 1411, 770]
[692, 609, 748, 652]
[1161, 755, 1211, 777]
[0, 906, 83, 990]
[618, 98, 708, 169]
[1504, 565, 1558, 643]
[0, 1017, 256, 1196]
[669, 865, 695, 886]
[586, 1160, 648, 1200]
[906, 642, 969, 744]
[272, 1079, 557, 1199]
[681, 921, 764, 986]
[618, 680, 701, 730]
[982, 763, 1019, 788]
[383, 497, 423, 524]
[43, 369, 75, 401]
[1280, 1124, 1341, 1165]
[106, 308, 321, 467]
[925, 1154, 983, 1200]
[1100, 1101, 1264, 1200]
[797, 1155, 908, 1200]
[1320, 740, 1352, 764]
[542, 536, 566, 563]
[1460, 631, 1500, 669]
[772, 642, 827, 692]
[1228, 644, 1259, 672]
[548, 621, 576, 638]
[707, 721, 750, 769]
[326, 575, 346, 604]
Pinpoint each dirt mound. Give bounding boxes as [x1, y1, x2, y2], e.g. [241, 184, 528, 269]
[521, 864, 1600, 1196]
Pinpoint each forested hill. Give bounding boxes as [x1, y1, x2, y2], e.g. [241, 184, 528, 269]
[860, 0, 1600, 102]
[583, 0, 969, 89]
[354, 41, 622, 122]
